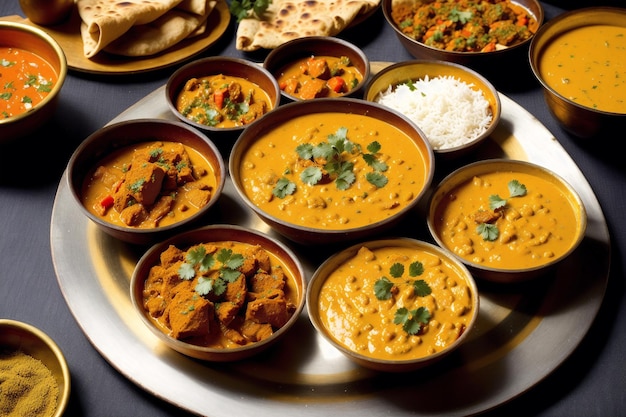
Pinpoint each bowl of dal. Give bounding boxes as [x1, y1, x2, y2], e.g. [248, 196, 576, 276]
[0, 319, 71, 417]
[229, 98, 435, 245]
[307, 237, 479, 372]
[130, 224, 307, 362]
[67, 118, 226, 245]
[0, 21, 67, 143]
[263, 36, 370, 101]
[427, 159, 587, 283]
[382, 0, 543, 79]
[364, 60, 501, 159]
[529, 7, 626, 139]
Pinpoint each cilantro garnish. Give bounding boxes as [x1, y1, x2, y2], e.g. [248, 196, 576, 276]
[229, 0, 272, 22]
[449, 8, 473, 24]
[373, 260, 432, 335]
[177, 246, 245, 297]
[272, 127, 389, 198]
[478, 179, 528, 241]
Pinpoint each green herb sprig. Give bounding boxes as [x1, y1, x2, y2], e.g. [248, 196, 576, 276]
[178, 246, 245, 297]
[373, 260, 432, 335]
[477, 179, 527, 241]
[229, 0, 272, 22]
[272, 127, 388, 198]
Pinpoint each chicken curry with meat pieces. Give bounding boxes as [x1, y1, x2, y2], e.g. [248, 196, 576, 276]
[81, 141, 218, 229]
[142, 240, 300, 348]
[391, 0, 539, 53]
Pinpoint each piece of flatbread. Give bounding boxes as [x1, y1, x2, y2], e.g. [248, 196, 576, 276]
[235, 0, 380, 51]
[78, 0, 215, 58]
[103, 1, 217, 57]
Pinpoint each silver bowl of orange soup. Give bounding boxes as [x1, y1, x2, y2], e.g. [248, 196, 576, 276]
[529, 7, 626, 139]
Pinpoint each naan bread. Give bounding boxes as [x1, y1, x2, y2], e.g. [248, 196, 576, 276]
[235, 0, 380, 51]
[78, 0, 216, 58]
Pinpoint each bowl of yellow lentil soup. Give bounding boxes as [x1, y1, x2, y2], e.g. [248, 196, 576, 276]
[0, 21, 67, 143]
[529, 7, 626, 139]
[364, 60, 501, 159]
[306, 238, 479, 372]
[0, 319, 70, 417]
[67, 118, 226, 245]
[427, 159, 587, 283]
[229, 98, 435, 245]
[382, 0, 544, 78]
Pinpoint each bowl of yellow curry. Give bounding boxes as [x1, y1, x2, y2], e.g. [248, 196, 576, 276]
[67, 118, 226, 245]
[364, 59, 501, 159]
[427, 159, 587, 283]
[307, 238, 479, 372]
[0, 21, 67, 143]
[0, 319, 71, 417]
[166, 56, 281, 144]
[263, 36, 370, 101]
[229, 98, 435, 245]
[382, 0, 543, 80]
[130, 224, 307, 362]
[529, 7, 626, 139]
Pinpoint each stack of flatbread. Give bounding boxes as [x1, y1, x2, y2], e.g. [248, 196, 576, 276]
[77, 0, 218, 58]
[235, 0, 381, 51]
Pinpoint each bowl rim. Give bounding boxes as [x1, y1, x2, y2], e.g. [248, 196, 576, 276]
[165, 56, 281, 132]
[426, 158, 588, 277]
[228, 97, 435, 238]
[382, 0, 545, 57]
[0, 318, 71, 417]
[528, 6, 626, 117]
[263, 35, 372, 101]
[364, 59, 502, 155]
[0, 21, 68, 126]
[306, 237, 479, 368]
[66, 118, 227, 240]
[129, 224, 308, 359]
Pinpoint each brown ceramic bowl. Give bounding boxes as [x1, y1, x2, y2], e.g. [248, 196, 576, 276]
[364, 60, 501, 159]
[0, 319, 71, 417]
[263, 36, 371, 102]
[0, 21, 67, 143]
[67, 118, 226, 245]
[130, 224, 307, 362]
[229, 98, 435, 245]
[165, 57, 281, 139]
[427, 159, 587, 283]
[382, 0, 543, 78]
[307, 238, 479, 372]
[529, 7, 626, 139]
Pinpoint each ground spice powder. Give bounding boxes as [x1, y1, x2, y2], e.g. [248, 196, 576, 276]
[0, 350, 59, 417]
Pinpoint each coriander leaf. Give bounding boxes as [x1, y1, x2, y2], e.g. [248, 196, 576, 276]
[477, 223, 499, 241]
[296, 143, 314, 160]
[301, 166, 323, 185]
[390, 263, 404, 278]
[374, 277, 394, 300]
[211, 278, 227, 296]
[223, 253, 244, 270]
[216, 248, 233, 264]
[489, 194, 507, 211]
[335, 169, 356, 190]
[220, 268, 241, 283]
[195, 276, 214, 295]
[412, 279, 431, 297]
[409, 261, 424, 277]
[178, 263, 196, 280]
[508, 180, 527, 198]
[186, 246, 207, 265]
[366, 172, 388, 188]
[393, 307, 410, 325]
[273, 177, 296, 198]
[199, 252, 215, 271]
[449, 8, 472, 24]
[367, 141, 381, 154]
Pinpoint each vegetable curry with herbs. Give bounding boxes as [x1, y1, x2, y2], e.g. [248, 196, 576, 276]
[391, 0, 539, 53]
[81, 141, 218, 229]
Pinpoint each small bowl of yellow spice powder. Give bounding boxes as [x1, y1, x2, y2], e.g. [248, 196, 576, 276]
[0, 319, 70, 417]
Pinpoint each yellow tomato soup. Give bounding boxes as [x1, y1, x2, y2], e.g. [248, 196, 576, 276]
[539, 24, 626, 113]
[82, 141, 219, 229]
[433, 170, 581, 270]
[238, 113, 430, 230]
[0, 47, 58, 119]
[318, 244, 476, 361]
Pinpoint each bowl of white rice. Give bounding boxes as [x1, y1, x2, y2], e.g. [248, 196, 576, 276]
[364, 60, 501, 159]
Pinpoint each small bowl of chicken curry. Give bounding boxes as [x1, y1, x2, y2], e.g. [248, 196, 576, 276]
[67, 118, 226, 245]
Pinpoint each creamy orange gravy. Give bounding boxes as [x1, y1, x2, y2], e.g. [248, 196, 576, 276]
[238, 113, 429, 230]
[539, 24, 626, 113]
[318, 245, 475, 361]
[433, 171, 581, 270]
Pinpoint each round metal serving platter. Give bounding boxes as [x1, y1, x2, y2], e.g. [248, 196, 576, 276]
[50, 64, 610, 416]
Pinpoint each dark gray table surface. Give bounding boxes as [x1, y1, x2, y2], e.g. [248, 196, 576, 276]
[1, 1, 624, 416]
